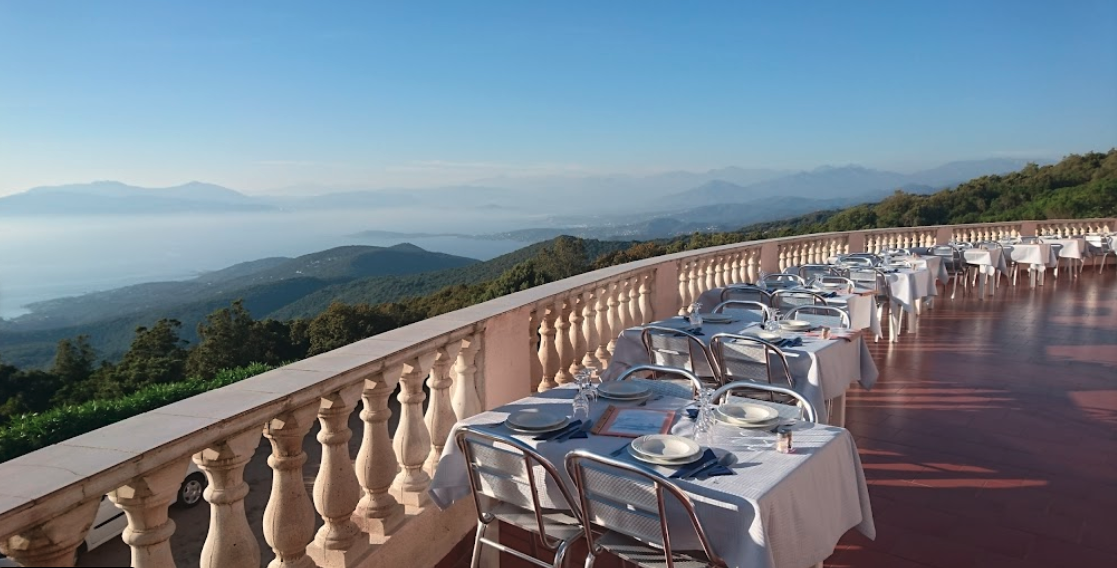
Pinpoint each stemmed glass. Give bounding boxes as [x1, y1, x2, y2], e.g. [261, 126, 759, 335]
[693, 387, 715, 444]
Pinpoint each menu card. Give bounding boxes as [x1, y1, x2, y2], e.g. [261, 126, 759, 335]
[591, 405, 677, 438]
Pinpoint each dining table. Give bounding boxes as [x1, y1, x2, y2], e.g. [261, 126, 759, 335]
[428, 384, 876, 568]
[1007, 243, 1058, 286]
[1040, 237, 1088, 278]
[600, 315, 879, 425]
[697, 286, 883, 340]
[962, 248, 1008, 298]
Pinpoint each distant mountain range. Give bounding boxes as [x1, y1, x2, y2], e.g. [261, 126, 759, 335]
[0, 157, 1052, 218]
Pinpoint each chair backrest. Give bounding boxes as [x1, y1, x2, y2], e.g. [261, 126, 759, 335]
[811, 275, 855, 293]
[931, 245, 964, 272]
[719, 285, 772, 306]
[564, 450, 727, 568]
[837, 254, 878, 267]
[712, 300, 771, 321]
[785, 305, 851, 328]
[614, 364, 705, 398]
[708, 333, 793, 387]
[881, 247, 911, 256]
[1018, 236, 1040, 244]
[1085, 234, 1113, 252]
[455, 427, 582, 549]
[639, 326, 717, 380]
[711, 381, 819, 423]
[847, 267, 885, 295]
[760, 273, 804, 291]
[797, 264, 835, 281]
[772, 289, 827, 311]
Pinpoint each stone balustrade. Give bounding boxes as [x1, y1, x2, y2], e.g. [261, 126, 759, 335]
[0, 218, 1112, 568]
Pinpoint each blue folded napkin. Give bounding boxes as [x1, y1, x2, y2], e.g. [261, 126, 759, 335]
[670, 449, 733, 479]
[775, 336, 803, 348]
[820, 290, 838, 298]
[533, 420, 583, 441]
[685, 408, 699, 419]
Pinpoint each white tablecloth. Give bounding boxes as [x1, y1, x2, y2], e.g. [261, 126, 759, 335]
[884, 267, 933, 312]
[697, 287, 882, 338]
[1008, 243, 1058, 268]
[1042, 237, 1087, 260]
[963, 248, 1007, 276]
[902, 256, 947, 286]
[601, 317, 879, 423]
[428, 386, 876, 568]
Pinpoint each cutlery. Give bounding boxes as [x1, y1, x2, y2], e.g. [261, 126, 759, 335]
[555, 418, 594, 442]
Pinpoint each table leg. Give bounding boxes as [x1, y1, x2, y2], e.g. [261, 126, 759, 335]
[827, 394, 846, 427]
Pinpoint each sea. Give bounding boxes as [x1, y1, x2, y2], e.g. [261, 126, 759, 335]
[0, 208, 534, 319]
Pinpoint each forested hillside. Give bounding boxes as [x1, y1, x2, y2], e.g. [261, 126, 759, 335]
[1, 151, 1113, 461]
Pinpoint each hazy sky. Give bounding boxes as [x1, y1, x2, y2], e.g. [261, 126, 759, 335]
[1, 0, 1115, 196]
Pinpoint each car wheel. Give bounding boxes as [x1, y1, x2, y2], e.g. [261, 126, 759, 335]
[175, 473, 207, 509]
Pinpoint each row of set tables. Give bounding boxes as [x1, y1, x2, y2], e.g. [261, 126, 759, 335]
[427, 258, 913, 567]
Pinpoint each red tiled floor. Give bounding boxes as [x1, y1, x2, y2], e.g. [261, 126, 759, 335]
[830, 268, 1117, 568]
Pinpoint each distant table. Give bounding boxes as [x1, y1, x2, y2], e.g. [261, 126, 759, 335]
[963, 248, 1007, 298]
[1007, 243, 1058, 286]
[602, 315, 879, 424]
[698, 286, 882, 340]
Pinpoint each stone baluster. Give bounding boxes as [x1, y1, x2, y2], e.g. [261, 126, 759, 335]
[262, 404, 318, 568]
[392, 356, 436, 507]
[538, 306, 559, 391]
[313, 384, 363, 552]
[452, 334, 483, 419]
[568, 294, 586, 378]
[528, 309, 544, 390]
[704, 257, 716, 291]
[777, 246, 787, 272]
[425, 344, 462, 475]
[580, 290, 600, 370]
[748, 250, 761, 282]
[626, 277, 641, 328]
[638, 272, 653, 323]
[606, 283, 621, 355]
[355, 368, 405, 536]
[616, 281, 632, 332]
[727, 253, 740, 283]
[677, 261, 690, 315]
[197, 429, 262, 568]
[714, 257, 726, 288]
[595, 285, 612, 366]
[108, 459, 191, 568]
[0, 498, 99, 567]
[689, 260, 704, 305]
[554, 298, 574, 385]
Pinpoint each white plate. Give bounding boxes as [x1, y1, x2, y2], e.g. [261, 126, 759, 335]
[631, 434, 701, 461]
[700, 313, 734, 323]
[627, 444, 704, 466]
[717, 403, 778, 424]
[505, 409, 568, 432]
[597, 381, 651, 400]
[752, 330, 782, 341]
[714, 411, 779, 429]
[779, 320, 813, 331]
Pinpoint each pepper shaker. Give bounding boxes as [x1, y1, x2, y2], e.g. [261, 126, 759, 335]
[776, 426, 794, 454]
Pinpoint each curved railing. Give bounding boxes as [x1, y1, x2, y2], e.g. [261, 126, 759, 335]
[0, 218, 1112, 568]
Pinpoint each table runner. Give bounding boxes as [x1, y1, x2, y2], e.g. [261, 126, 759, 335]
[428, 386, 875, 568]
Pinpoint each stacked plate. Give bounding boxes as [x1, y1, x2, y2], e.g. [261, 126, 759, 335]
[779, 319, 813, 332]
[628, 434, 703, 465]
[504, 409, 570, 433]
[750, 330, 783, 342]
[700, 313, 735, 324]
[715, 403, 780, 429]
[597, 381, 651, 401]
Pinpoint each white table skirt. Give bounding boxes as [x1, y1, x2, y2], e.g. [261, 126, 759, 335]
[1042, 237, 1087, 260]
[428, 386, 876, 568]
[885, 267, 933, 312]
[963, 248, 1008, 275]
[1009, 243, 1058, 267]
[601, 317, 879, 423]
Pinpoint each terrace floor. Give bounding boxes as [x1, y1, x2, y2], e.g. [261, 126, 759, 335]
[452, 267, 1117, 568]
[832, 267, 1117, 568]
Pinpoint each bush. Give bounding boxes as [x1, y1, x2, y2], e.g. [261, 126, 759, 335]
[0, 363, 272, 463]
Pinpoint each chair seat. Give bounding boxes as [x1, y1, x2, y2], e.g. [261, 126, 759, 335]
[596, 531, 716, 568]
[489, 502, 582, 541]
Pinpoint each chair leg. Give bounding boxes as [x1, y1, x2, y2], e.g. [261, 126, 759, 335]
[470, 521, 488, 568]
[551, 540, 571, 568]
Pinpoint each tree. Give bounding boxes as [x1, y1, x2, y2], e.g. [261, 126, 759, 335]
[186, 301, 259, 378]
[110, 319, 189, 391]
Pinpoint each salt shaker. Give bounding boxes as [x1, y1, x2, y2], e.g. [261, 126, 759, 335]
[776, 426, 794, 454]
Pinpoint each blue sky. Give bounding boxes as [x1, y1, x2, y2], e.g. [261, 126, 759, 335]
[1, 0, 1114, 195]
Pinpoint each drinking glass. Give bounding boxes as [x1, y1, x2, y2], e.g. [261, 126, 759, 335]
[572, 389, 590, 422]
[693, 387, 715, 443]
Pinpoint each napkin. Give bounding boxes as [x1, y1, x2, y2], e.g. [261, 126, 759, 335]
[685, 408, 699, 419]
[670, 449, 734, 479]
[533, 420, 583, 441]
[774, 336, 803, 348]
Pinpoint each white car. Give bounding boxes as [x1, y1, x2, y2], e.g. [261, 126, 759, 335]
[80, 462, 207, 555]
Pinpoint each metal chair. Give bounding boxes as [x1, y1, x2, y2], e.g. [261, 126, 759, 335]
[810, 275, 855, 294]
[931, 245, 965, 299]
[1085, 234, 1115, 272]
[1018, 236, 1040, 244]
[640, 326, 719, 388]
[719, 284, 772, 306]
[771, 289, 827, 312]
[881, 247, 911, 256]
[760, 272, 804, 291]
[455, 427, 584, 568]
[710, 381, 818, 424]
[785, 305, 851, 328]
[712, 300, 771, 322]
[615, 364, 706, 399]
[796, 264, 835, 282]
[564, 450, 728, 568]
[709, 333, 795, 402]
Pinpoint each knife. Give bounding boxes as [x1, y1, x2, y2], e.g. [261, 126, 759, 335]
[554, 419, 595, 442]
[689, 453, 732, 479]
